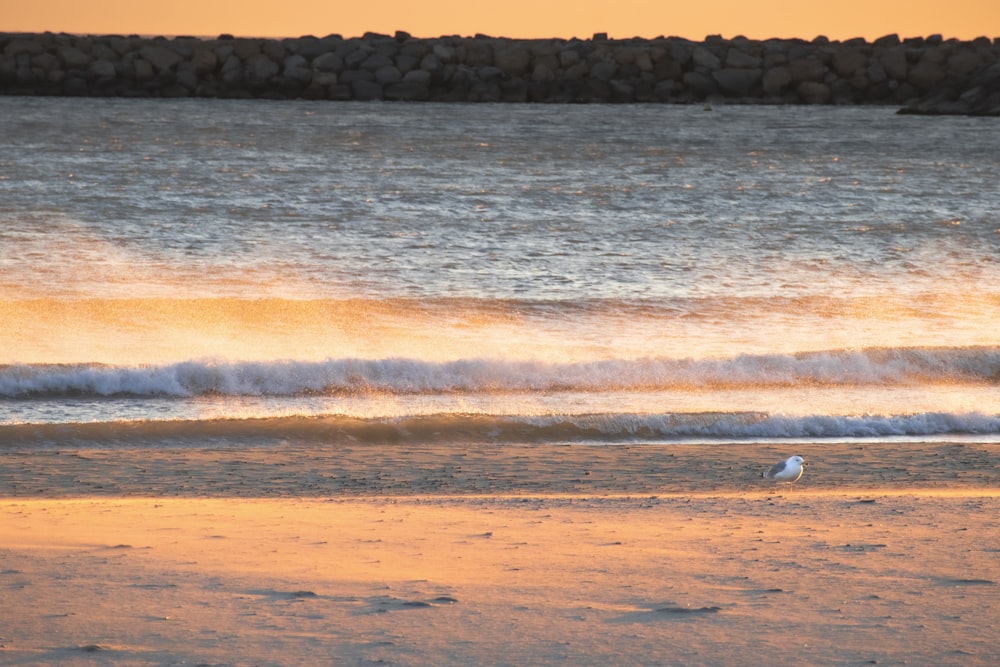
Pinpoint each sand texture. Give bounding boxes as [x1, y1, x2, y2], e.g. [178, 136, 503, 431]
[1, 441, 998, 666]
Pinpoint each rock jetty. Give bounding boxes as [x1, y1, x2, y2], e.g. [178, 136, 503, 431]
[1, 31, 997, 113]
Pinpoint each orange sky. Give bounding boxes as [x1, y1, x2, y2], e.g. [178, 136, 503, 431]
[4, 0, 999, 41]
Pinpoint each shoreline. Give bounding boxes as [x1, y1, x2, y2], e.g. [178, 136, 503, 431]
[2, 31, 998, 113]
[2, 440, 997, 498]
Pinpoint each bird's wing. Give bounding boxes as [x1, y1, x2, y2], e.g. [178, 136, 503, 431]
[765, 460, 787, 479]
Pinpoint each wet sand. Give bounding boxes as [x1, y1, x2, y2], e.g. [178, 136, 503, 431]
[1, 441, 998, 665]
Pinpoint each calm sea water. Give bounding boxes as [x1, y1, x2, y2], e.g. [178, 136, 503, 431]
[2, 97, 999, 447]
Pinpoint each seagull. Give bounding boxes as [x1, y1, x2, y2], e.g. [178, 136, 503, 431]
[763, 455, 806, 486]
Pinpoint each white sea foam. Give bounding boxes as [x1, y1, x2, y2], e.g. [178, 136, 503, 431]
[2, 410, 999, 448]
[2, 347, 997, 399]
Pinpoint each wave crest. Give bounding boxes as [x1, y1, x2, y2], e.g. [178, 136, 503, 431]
[2, 411, 999, 448]
[2, 346, 998, 399]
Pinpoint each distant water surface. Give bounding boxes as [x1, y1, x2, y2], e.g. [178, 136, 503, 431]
[1, 98, 998, 446]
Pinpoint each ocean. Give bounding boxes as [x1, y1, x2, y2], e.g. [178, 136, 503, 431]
[2, 97, 999, 450]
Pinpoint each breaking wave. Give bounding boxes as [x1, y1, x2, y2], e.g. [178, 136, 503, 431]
[2, 346, 998, 399]
[2, 411, 999, 448]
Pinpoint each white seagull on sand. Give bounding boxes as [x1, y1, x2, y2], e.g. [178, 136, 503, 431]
[763, 455, 806, 485]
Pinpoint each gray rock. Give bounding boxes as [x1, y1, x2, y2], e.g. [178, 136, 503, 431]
[419, 53, 443, 75]
[361, 53, 394, 71]
[384, 80, 429, 100]
[532, 63, 556, 82]
[139, 45, 183, 73]
[683, 71, 718, 97]
[283, 55, 313, 84]
[762, 66, 792, 95]
[712, 68, 762, 95]
[899, 61, 1000, 116]
[312, 52, 343, 72]
[788, 58, 826, 83]
[832, 48, 867, 77]
[220, 55, 243, 85]
[88, 59, 117, 79]
[403, 69, 431, 84]
[232, 40, 262, 61]
[908, 60, 945, 89]
[494, 45, 530, 76]
[58, 47, 92, 69]
[312, 71, 338, 87]
[432, 43, 456, 63]
[589, 60, 616, 81]
[134, 58, 155, 82]
[725, 47, 760, 69]
[394, 53, 420, 73]
[797, 81, 831, 103]
[5, 39, 44, 56]
[558, 49, 580, 67]
[191, 48, 217, 74]
[176, 62, 199, 90]
[878, 48, 907, 80]
[261, 40, 287, 63]
[463, 40, 493, 67]
[351, 79, 383, 100]
[246, 55, 279, 83]
[692, 46, 721, 70]
[478, 65, 503, 81]
[374, 65, 402, 84]
[947, 50, 982, 77]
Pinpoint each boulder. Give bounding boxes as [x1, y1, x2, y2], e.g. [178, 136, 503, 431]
[725, 47, 760, 69]
[899, 61, 1000, 116]
[683, 71, 718, 97]
[532, 63, 556, 82]
[283, 54, 312, 84]
[219, 55, 243, 85]
[139, 45, 183, 73]
[558, 49, 581, 67]
[5, 39, 44, 56]
[432, 43, 456, 63]
[133, 58, 155, 81]
[88, 59, 117, 79]
[312, 52, 343, 72]
[878, 48, 907, 80]
[402, 69, 431, 84]
[261, 40, 287, 63]
[653, 57, 682, 81]
[191, 48, 217, 74]
[908, 60, 945, 89]
[797, 81, 831, 103]
[762, 65, 792, 94]
[589, 60, 616, 81]
[712, 67, 762, 95]
[232, 39, 262, 61]
[788, 57, 826, 83]
[692, 46, 721, 70]
[394, 53, 421, 73]
[947, 50, 982, 77]
[175, 62, 199, 90]
[58, 47, 92, 69]
[351, 79, 383, 100]
[384, 80, 430, 100]
[463, 40, 493, 67]
[361, 53, 394, 71]
[832, 48, 867, 77]
[494, 44, 530, 76]
[374, 65, 402, 84]
[246, 54, 279, 83]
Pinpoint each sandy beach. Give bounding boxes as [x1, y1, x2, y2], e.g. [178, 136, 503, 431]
[1, 441, 998, 666]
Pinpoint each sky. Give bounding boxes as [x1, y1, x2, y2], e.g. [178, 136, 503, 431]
[4, 1, 999, 41]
